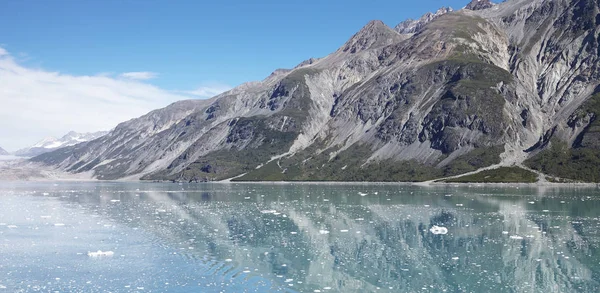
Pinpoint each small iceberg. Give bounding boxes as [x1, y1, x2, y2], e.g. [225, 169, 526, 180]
[88, 250, 114, 257]
[509, 235, 524, 240]
[429, 225, 448, 235]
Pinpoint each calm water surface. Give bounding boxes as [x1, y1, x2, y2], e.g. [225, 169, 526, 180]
[1, 182, 600, 292]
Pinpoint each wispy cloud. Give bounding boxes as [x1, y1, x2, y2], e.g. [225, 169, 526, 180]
[185, 83, 232, 98]
[0, 47, 225, 151]
[119, 71, 158, 80]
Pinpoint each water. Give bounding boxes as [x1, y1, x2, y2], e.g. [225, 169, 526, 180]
[1, 182, 600, 292]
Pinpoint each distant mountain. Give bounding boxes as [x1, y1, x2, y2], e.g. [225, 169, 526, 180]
[16, 131, 108, 157]
[32, 0, 600, 183]
[0, 147, 8, 156]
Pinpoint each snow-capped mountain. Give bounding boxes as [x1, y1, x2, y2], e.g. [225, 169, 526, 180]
[15, 131, 108, 157]
[0, 147, 9, 156]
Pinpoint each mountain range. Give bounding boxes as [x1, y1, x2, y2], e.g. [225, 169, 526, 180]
[15, 131, 108, 157]
[32, 0, 600, 183]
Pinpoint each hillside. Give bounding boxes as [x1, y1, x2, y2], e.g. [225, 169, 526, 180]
[32, 0, 600, 183]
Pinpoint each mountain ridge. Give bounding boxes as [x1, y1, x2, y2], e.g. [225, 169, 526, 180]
[32, 0, 600, 183]
[15, 131, 108, 157]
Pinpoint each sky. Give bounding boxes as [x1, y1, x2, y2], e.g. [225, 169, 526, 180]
[0, 0, 469, 151]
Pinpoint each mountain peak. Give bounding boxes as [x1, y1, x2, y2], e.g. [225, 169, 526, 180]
[15, 131, 108, 157]
[395, 7, 453, 34]
[0, 146, 8, 156]
[339, 20, 401, 54]
[465, 0, 494, 10]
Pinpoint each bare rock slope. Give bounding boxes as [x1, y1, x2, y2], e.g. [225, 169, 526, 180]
[33, 0, 600, 182]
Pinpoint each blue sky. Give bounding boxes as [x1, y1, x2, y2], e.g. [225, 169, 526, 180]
[0, 0, 469, 151]
[0, 0, 467, 89]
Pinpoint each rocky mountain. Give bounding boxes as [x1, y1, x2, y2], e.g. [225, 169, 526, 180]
[465, 0, 495, 10]
[394, 7, 453, 34]
[32, 0, 600, 182]
[0, 147, 8, 156]
[16, 131, 108, 157]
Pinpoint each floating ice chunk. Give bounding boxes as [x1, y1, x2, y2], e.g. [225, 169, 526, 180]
[319, 230, 330, 234]
[358, 192, 367, 196]
[42, 192, 50, 196]
[340, 229, 349, 233]
[110, 200, 120, 203]
[290, 231, 298, 235]
[7, 225, 17, 229]
[40, 215, 51, 219]
[88, 250, 114, 257]
[0, 284, 6, 289]
[509, 235, 524, 240]
[225, 259, 233, 262]
[456, 204, 464, 207]
[260, 210, 277, 214]
[429, 225, 448, 235]
[451, 257, 459, 260]
[502, 231, 509, 235]
[54, 223, 65, 227]
[528, 201, 535, 204]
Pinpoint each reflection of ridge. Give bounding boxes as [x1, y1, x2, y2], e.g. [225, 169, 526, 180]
[49, 183, 600, 293]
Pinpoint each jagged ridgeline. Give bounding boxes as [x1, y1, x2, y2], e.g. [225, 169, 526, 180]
[32, 0, 600, 182]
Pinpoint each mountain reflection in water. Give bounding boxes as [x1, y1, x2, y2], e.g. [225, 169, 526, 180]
[0, 182, 599, 292]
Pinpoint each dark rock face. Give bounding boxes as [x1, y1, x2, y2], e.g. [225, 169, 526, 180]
[465, 0, 494, 10]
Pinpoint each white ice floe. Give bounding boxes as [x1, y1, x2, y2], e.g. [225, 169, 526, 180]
[319, 230, 330, 234]
[451, 257, 459, 260]
[340, 229, 349, 233]
[54, 223, 65, 227]
[429, 225, 448, 235]
[87, 250, 114, 257]
[358, 192, 367, 196]
[509, 235, 524, 240]
[260, 210, 277, 214]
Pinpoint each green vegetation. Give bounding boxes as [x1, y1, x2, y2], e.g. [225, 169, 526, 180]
[444, 167, 538, 183]
[236, 142, 504, 182]
[525, 140, 600, 183]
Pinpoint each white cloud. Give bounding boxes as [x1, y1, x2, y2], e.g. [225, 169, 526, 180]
[0, 47, 222, 152]
[185, 83, 232, 98]
[119, 71, 158, 80]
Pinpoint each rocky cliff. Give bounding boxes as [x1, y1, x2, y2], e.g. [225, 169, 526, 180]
[32, 0, 600, 182]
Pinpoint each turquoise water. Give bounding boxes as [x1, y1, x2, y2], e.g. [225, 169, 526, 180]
[1, 182, 600, 292]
